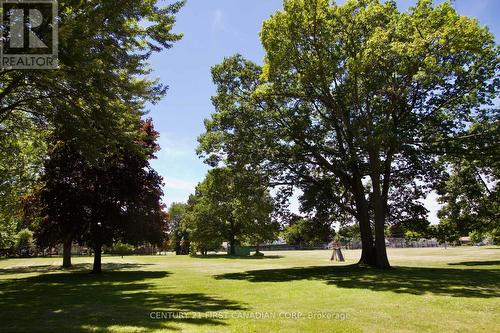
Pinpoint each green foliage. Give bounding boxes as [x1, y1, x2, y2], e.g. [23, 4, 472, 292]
[0, 1, 185, 159]
[436, 125, 499, 239]
[183, 167, 277, 255]
[170, 228, 191, 255]
[168, 203, 188, 229]
[183, 192, 224, 254]
[487, 228, 500, 245]
[32, 119, 167, 271]
[15, 229, 33, 250]
[404, 230, 422, 241]
[0, 218, 17, 250]
[281, 218, 333, 246]
[468, 231, 483, 244]
[166, 202, 189, 253]
[0, 113, 48, 247]
[112, 242, 135, 256]
[428, 222, 460, 244]
[337, 224, 361, 243]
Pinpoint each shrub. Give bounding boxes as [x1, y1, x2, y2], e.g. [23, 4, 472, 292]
[112, 242, 134, 256]
[15, 229, 34, 256]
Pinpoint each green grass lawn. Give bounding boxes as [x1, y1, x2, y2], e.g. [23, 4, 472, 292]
[0, 247, 499, 332]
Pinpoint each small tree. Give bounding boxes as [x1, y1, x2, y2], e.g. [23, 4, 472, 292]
[33, 120, 167, 273]
[166, 202, 190, 254]
[0, 218, 17, 253]
[237, 178, 278, 255]
[469, 231, 484, 245]
[337, 224, 360, 244]
[244, 216, 279, 256]
[183, 194, 223, 255]
[15, 229, 33, 256]
[281, 218, 333, 247]
[112, 242, 135, 258]
[183, 167, 276, 255]
[429, 222, 459, 248]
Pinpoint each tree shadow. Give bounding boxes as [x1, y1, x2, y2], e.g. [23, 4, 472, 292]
[215, 265, 500, 298]
[0, 268, 246, 332]
[191, 254, 283, 260]
[448, 260, 500, 266]
[0, 262, 154, 275]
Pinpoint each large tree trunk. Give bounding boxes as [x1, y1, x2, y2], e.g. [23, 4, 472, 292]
[373, 195, 390, 268]
[91, 243, 102, 274]
[373, 207, 390, 269]
[353, 179, 377, 266]
[369, 151, 391, 269]
[62, 239, 72, 268]
[357, 214, 376, 266]
[229, 238, 236, 255]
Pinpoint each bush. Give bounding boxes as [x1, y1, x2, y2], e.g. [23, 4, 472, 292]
[469, 231, 484, 244]
[15, 229, 34, 257]
[15, 229, 33, 248]
[189, 243, 198, 256]
[111, 242, 134, 256]
[486, 229, 500, 245]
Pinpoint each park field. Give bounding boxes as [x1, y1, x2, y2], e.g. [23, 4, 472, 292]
[0, 247, 499, 332]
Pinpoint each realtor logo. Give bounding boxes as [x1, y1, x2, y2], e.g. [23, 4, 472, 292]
[0, 0, 58, 69]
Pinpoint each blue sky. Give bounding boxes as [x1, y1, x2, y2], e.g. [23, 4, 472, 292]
[147, 0, 499, 221]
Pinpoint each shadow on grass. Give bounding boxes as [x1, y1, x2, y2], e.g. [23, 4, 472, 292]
[191, 254, 283, 260]
[0, 268, 246, 332]
[0, 263, 154, 275]
[448, 260, 500, 266]
[215, 265, 500, 298]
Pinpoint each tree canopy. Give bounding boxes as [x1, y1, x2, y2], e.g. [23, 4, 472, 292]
[33, 119, 167, 272]
[183, 167, 277, 255]
[281, 217, 333, 247]
[1, 0, 185, 157]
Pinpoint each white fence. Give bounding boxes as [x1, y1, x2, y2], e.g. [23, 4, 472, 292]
[343, 237, 440, 249]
